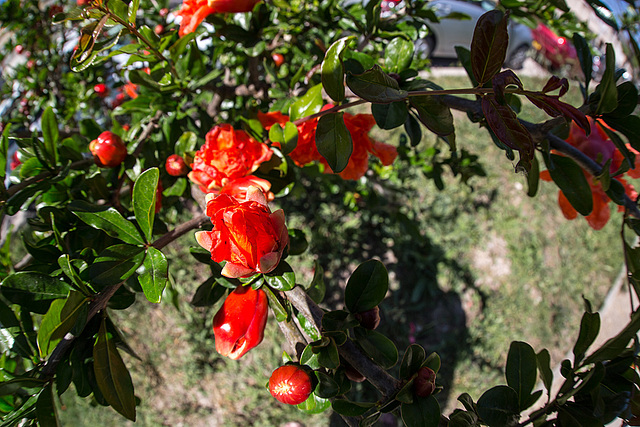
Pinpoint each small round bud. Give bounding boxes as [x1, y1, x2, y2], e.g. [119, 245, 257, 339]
[159, 7, 169, 16]
[165, 154, 189, 177]
[355, 306, 380, 330]
[154, 24, 164, 35]
[269, 365, 313, 405]
[94, 83, 109, 98]
[414, 367, 436, 398]
[14, 45, 24, 54]
[89, 131, 127, 168]
[272, 53, 285, 68]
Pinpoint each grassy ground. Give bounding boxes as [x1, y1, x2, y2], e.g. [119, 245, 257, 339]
[55, 74, 625, 425]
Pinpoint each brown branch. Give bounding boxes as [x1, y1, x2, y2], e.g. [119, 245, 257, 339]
[286, 287, 401, 398]
[6, 158, 94, 198]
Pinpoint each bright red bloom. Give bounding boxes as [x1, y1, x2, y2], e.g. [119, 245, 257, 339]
[541, 118, 639, 230]
[89, 131, 127, 168]
[258, 109, 398, 180]
[269, 365, 313, 405]
[188, 124, 272, 194]
[195, 186, 288, 278]
[272, 53, 285, 68]
[217, 175, 274, 202]
[212, 285, 268, 359]
[176, 0, 261, 36]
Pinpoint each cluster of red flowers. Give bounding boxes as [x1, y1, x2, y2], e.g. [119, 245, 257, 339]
[188, 124, 274, 200]
[541, 118, 640, 230]
[258, 109, 397, 180]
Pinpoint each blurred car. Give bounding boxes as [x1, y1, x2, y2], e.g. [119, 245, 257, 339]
[415, 0, 532, 69]
[531, 23, 578, 70]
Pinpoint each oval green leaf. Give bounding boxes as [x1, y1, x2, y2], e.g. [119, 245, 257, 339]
[315, 112, 353, 174]
[1, 272, 71, 314]
[138, 247, 167, 303]
[344, 259, 388, 313]
[132, 168, 159, 242]
[69, 201, 145, 245]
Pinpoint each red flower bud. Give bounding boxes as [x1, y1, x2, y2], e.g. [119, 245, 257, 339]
[272, 53, 284, 68]
[212, 286, 268, 360]
[355, 306, 380, 330]
[111, 92, 126, 109]
[269, 365, 313, 405]
[154, 24, 164, 34]
[26, 60, 35, 70]
[159, 7, 169, 16]
[94, 83, 109, 98]
[89, 131, 127, 168]
[14, 45, 24, 54]
[165, 154, 188, 176]
[414, 367, 436, 398]
[10, 151, 21, 170]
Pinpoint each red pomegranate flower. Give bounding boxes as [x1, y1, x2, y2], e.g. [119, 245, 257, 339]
[195, 186, 288, 278]
[188, 124, 273, 195]
[541, 118, 640, 230]
[176, 0, 261, 36]
[258, 109, 397, 180]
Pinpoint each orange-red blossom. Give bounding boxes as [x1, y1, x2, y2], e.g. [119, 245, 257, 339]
[176, 0, 261, 36]
[541, 118, 640, 230]
[258, 109, 397, 180]
[188, 124, 274, 200]
[195, 186, 288, 278]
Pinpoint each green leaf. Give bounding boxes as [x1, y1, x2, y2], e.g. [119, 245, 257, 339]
[400, 344, 426, 379]
[69, 201, 145, 245]
[321, 36, 354, 102]
[331, 399, 374, 417]
[353, 327, 398, 369]
[41, 107, 59, 167]
[268, 122, 298, 156]
[315, 112, 353, 174]
[190, 277, 226, 307]
[174, 131, 198, 155]
[138, 247, 167, 303]
[1, 272, 71, 314]
[132, 168, 159, 242]
[88, 244, 145, 287]
[93, 318, 136, 421]
[127, 0, 139, 23]
[527, 155, 540, 197]
[401, 395, 440, 427]
[605, 81, 638, 119]
[0, 393, 38, 426]
[314, 371, 340, 398]
[573, 311, 601, 364]
[289, 84, 323, 121]
[410, 95, 455, 136]
[536, 349, 553, 396]
[505, 341, 537, 411]
[346, 65, 408, 103]
[371, 102, 408, 130]
[584, 308, 640, 364]
[263, 261, 295, 291]
[545, 155, 593, 216]
[296, 392, 331, 414]
[572, 33, 592, 95]
[0, 299, 33, 357]
[385, 37, 414, 73]
[306, 260, 325, 304]
[263, 286, 289, 322]
[470, 10, 508, 85]
[476, 385, 519, 427]
[0, 125, 9, 183]
[344, 259, 388, 313]
[300, 344, 321, 370]
[35, 383, 60, 427]
[315, 339, 340, 369]
[593, 44, 618, 115]
[37, 292, 88, 357]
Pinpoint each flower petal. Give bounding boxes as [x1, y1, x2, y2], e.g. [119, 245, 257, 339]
[221, 262, 256, 278]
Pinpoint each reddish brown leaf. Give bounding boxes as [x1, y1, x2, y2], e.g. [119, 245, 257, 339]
[492, 70, 523, 104]
[482, 95, 534, 172]
[525, 94, 590, 134]
[470, 10, 509, 85]
[541, 76, 569, 96]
